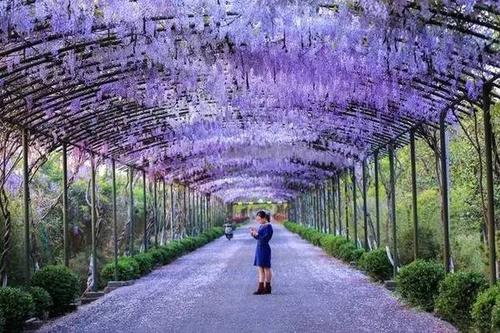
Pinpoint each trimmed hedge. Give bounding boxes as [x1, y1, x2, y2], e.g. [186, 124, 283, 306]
[101, 256, 141, 286]
[31, 265, 79, 315]
[396, 260, 445, 311]
[0, 287, 34, 332]
[100, 226, 225, 286]
[492, 295, 500, 332]
[358, 249, 392, 281]
[25, 286, 53, 320]
[133, 252, 155, 275]
[434, 271, 488, 330]
[471, 284, 500, 333]
[0, 307, 4, 333]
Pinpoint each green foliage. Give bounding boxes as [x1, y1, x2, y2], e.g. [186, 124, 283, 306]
[31, 265, 79, 315]
[133, 252, 155, 274]
[352, 248, 366, 264]
[434, 271, 488, 331]
[338, 242, 358, 262]
[0, 307, 4, 333]
[398, 224, 441, 266]
[471, 284, 500, 333]
[396, 260, 445, 311]
[100, 257, 141, 286]
[100, 227, 224, 286]
[358, 249, 392, 281]
[24, 287, 53, 319]
[0, 287, 34, 332]
[492, 295, 500, 333]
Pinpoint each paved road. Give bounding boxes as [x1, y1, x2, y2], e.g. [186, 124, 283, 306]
[39, 223, 457, 333]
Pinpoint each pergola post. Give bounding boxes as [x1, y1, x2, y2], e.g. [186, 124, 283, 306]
[170, 183, 174, 240]
[374, 151, 381, 247]
[111, 160, 118, 281]
[128, 166, 134, 254]
[22, 128, 31, 281]
[362, 159, 368, 250]
[410, 130, 419, 260]
[90, 154, 98, 291]
[142, 170, 147, 251]
[183, 187, 187, 236]
[388, 144, 398, 278]
[162, 179, 166, 245]
[439, 111, 451, 273]
[321, 185, 326, 232]
[483, 84, 496, 283]
[352, 167, 358, 248]
[62, 142, 69, 267]
[153, 178, 158, 247]
[344, 171, 349, 241]
[337, 175, 342, 236]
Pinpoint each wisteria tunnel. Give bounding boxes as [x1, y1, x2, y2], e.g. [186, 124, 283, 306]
[0, 0, 499, 332]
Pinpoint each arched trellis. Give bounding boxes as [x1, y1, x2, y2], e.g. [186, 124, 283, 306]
[0, 0, 499, 289]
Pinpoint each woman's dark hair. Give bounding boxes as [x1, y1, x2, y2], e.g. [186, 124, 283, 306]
[256, 210, 271, 222]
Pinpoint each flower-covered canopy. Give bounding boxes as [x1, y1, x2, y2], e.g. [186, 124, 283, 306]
[0, 0, 499, 202]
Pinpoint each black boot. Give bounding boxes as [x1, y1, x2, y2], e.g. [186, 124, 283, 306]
[253, 282, 265, 295]
[264, 282, 272, 294]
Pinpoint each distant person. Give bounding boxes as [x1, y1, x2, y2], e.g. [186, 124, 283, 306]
[249, 210, 273, 295]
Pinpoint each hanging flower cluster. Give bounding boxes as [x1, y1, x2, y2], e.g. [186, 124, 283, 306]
[0, 0, 498, 201]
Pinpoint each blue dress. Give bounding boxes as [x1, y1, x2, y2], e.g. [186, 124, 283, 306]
[253, 223, 273, 268]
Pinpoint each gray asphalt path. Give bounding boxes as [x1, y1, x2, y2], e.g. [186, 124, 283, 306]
[38, 223, 457, 333]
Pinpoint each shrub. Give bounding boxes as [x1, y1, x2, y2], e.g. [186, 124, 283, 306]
[100, 256, 140, 286]
[133, 252, 155, 274]
[0, 307, 4, 333]
[0, 287, 34, 331]
[166, 241, 185, 257]
[492, 295, 500, 332]
[25, 287, 53, 320]
[309, 231, 324, 246]
[148, 248, 166, 266]
[338, 242, 358, 262]
[320, 235, 336, 252]
[471, 284, 500, 333]
[179, 237, 197, 252]
[434, 271, 488, 330]
[352, 248, 366, 264]
[358, 249, 393, 281]
[31, 265, 79, 315]
[330, 237, 351, 258]
[395, 260, 445, 311]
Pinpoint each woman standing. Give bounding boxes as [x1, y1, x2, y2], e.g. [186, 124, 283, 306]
[250, 211, 273, 295]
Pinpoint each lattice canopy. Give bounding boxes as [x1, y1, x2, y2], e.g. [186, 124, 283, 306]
[0, 0, 499, 202]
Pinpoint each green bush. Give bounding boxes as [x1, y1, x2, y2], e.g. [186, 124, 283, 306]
[155, 247, 175, 265]
[338, 242, 358, 262]
[319, 234, 348, 257]
[0, 287, 34, 331]
[471, 284, 500, 333]
[358, 249, 393, 281]
[330, 237, 350, 258]
[352, 248, 366, 264]
[31, 265, 79, 315]
[434, 271, 488, 330]
[25, 287, 53, 319]
[167, 241, 187, 257]
[0, 307, 4, 333]
[100, 256, 140, 286]
[492, 295, 500, 332]
[396, 260, 445, 311]
[133, 252, 155, 274]
[148, 248, 166, 266]
[179, 237, 197, 252]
